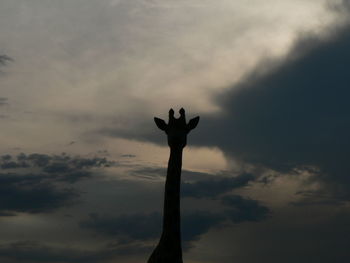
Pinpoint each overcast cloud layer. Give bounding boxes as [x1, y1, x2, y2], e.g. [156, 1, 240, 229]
[1, 0, 349, 262]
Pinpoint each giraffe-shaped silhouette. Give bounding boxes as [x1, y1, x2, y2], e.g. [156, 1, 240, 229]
[147, 108, 200, 263]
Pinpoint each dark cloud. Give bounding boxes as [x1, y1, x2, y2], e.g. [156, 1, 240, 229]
[182, 173, 255, 198]
[222, 195, 270, 223]
[0, 212, 16, 217]
[181, 211, 224, 244]
[0, 55, 12, 67]
[130, 166, 256, 198]
[0, 240, 151, 263]
[0, 173, 78, 214]
[0, 153, 114, 215]
[202, 207, 350, 263]
[97, 3, 350, 205]
[80, 212, 161, 241]
[80, 211, 221, 250]
[80, 211, 224, 247]
[0, 153, 113, 183]
[328, 0, 350, 13]
[80, 195, 269, 250]
[185, 16, 350, 202]
[24, 153, 112, 170]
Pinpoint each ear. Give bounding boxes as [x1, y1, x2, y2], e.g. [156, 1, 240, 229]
[154, 117, 168, 131]
[187, 116, 200, 131]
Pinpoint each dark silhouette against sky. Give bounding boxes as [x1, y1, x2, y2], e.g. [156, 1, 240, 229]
[1, 1, 350, 263]
[148, 109, 199, 263]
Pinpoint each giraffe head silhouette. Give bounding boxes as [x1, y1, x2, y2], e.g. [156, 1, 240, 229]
[154, 108, 200, 148]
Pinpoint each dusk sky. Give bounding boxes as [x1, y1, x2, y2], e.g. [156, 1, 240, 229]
[1, 0, 350, 262]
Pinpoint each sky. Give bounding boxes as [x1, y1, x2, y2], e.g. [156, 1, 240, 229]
[1, 0, 350, 262]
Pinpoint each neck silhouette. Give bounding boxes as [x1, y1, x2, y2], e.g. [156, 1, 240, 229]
[147, 108, 199, 263]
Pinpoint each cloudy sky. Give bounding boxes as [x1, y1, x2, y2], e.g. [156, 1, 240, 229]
[1, 0, 350, 262]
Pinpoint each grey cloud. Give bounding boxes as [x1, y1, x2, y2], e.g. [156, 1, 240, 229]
[222, 208, 350, 263]
[80, 212, 161, 241]
[131, 166, 256, 198]
[96, 3, 350, 205]
[129, 166, 166, 180]
[0, 173, 78, 214]
[189, 14, 350, 203]
[182, 173, 255, 198]
[0, 153, 113, 183]
[0, 212, 16, 217]
[23, 153, 112, 170]
[0, 240, 151, 263]
[0, 153, 115, 215]
[181, 211, 224, 245]
[129, 166, 218, 181]
[222, 195, 270, 223]
[1, 161, 28, 169]
[0, 55, 12, 66]
[80, 211, 222, 250]
[80, 211, 224, 248]
[329, 0, 350, 13]
[1, 155, 11, 161]
[131, 165, 254, 180]
[290, 188, 349, 206]
[79, 195, 269, 250]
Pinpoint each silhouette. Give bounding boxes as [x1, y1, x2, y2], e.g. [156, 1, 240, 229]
[147, 108, 199, 263]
